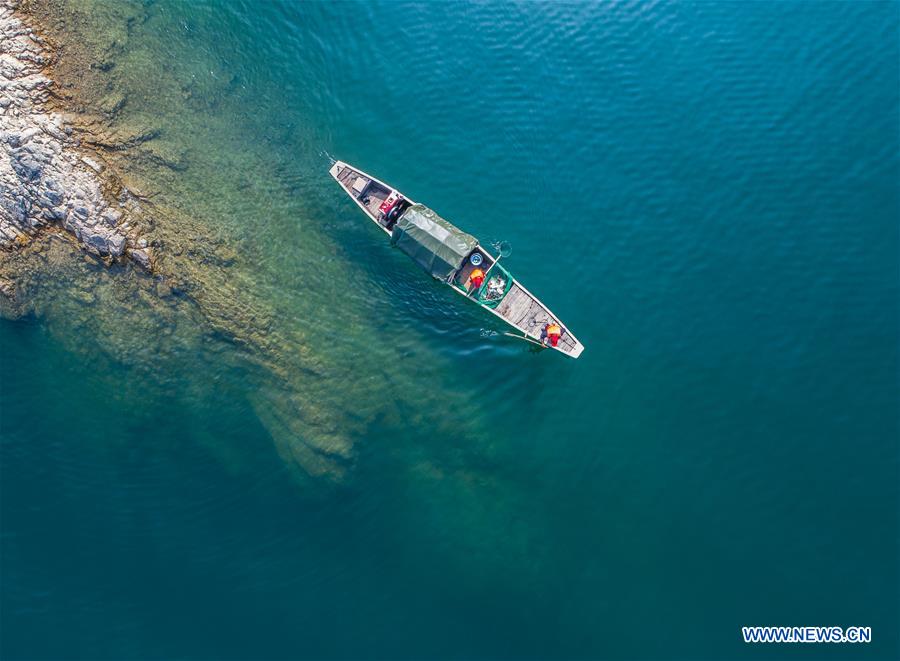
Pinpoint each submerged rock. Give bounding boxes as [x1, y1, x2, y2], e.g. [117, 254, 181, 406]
[129, 246, 151, 269]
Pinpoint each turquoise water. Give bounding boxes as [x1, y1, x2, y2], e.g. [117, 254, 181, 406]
[2, 1, 898, 658]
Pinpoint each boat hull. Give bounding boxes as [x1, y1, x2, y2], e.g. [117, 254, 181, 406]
[329, 161, 584, 358]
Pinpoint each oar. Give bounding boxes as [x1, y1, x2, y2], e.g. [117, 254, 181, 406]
[503, 331, 546, 349]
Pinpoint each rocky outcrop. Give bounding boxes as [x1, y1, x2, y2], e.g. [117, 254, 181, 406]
[0, 3, 144, 263]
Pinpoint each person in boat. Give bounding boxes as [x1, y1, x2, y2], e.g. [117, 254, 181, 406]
[379, 195, 405, 230]
[468, 268, 485, 292]
[543, 322, 562, 348]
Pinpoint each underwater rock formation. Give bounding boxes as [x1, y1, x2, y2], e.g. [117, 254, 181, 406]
[1, 0, 492, 484]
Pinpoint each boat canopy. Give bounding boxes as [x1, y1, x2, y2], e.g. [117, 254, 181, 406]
[390, 204, 477, 279]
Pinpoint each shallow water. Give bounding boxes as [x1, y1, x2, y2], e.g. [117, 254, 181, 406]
[2, 1, 898, 658]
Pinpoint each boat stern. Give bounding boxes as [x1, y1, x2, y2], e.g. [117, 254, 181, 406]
[566, 339, 585, 359]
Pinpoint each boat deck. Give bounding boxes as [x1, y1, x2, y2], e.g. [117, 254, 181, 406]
[495, 283, 581, 355]
[334, 165, 391, 224]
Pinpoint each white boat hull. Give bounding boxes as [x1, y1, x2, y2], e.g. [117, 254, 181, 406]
[329, 161, 584, 358]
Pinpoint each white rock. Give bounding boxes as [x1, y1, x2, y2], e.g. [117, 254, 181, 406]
[81, 156, 102, 172]
[0, 5, 135, 258]
[130, 247, 152, 270]
[107, 233, 126, 257]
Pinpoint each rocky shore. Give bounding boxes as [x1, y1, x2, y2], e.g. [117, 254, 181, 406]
[0, 2, 149, 276]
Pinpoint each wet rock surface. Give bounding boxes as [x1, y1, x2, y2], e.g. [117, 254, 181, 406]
[0, 2, 138, 261]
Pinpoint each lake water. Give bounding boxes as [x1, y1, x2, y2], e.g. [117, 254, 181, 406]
[1, 1, 898, 658]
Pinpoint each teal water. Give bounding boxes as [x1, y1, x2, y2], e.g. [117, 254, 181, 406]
[2, 1, 898, 659]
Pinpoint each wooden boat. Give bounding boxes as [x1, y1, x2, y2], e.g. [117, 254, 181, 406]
[329, 161, 584, 359]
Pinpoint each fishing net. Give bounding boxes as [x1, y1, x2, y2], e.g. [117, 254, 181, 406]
[476, 263, 513, 308]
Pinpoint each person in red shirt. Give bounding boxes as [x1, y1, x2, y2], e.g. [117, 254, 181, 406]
[469, 268, 485, 291]
[544, 323, 562, 347]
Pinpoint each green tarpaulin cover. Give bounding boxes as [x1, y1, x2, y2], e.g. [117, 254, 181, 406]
[390, 204, 478, 280]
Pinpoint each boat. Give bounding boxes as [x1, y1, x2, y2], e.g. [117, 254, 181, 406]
[328, 161, 584, 359]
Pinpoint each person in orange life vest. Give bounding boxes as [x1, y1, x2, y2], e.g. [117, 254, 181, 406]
[544, 322, 562, 347]
[469, 268, 485, 291]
